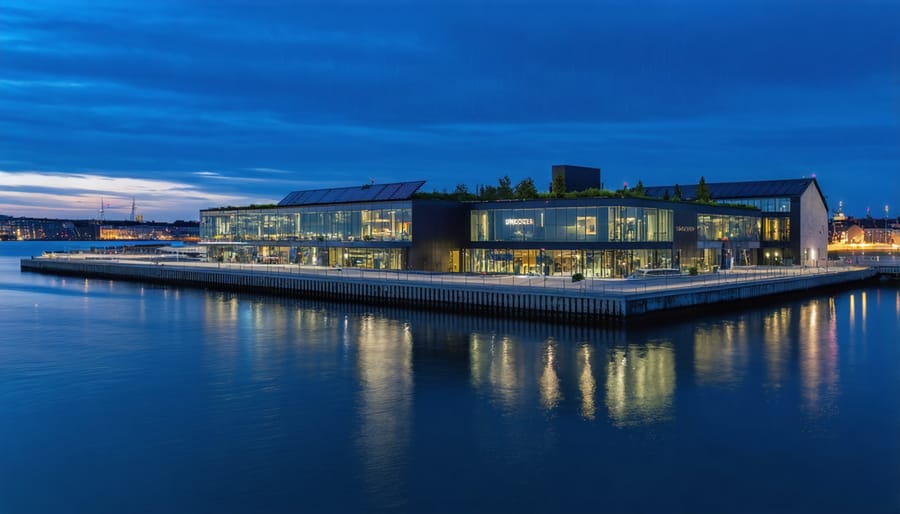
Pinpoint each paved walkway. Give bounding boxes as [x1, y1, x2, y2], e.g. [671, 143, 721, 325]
[40, 252, 865, 296]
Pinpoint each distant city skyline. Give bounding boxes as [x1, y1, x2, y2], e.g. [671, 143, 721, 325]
[1, 1, 896, 221]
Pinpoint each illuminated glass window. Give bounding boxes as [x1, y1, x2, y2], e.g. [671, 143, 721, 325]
[470, 206, 673, 243]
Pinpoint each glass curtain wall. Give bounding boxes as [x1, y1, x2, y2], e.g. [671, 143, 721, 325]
[200, 202, 413, 270]
[471, 206, 673, 243]
[697, 214, 760, 242]
[207, 245, 407, 270]
[201, 202, 412, 242]
[464, 249, 672, 278]
[718, 197, 790, 213]
[467, 205, 674, 277]
[763, 217, 790, 242]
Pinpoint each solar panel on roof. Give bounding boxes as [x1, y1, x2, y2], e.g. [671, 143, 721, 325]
[307, 190, 329, 204]
[397, 182, 421, 198]
[645, 178, 813, 201]
[373, 183, 400, 200]
[332, 189, 354, 202]
[277, 180, 426, 207]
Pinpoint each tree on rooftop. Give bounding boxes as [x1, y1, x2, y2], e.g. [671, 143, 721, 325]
[633, 180, 645, 196]
[497, 176, 514, 200]
[673, 184, 683, 201]
[451, 183, 475, 201]
[696, 176, 712, 203]
[551, 172, 566, 198]
[514, 177, 539, 199]
[479, 184, 499, 201]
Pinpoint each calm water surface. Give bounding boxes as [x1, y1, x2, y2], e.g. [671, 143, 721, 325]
[1, 242, 898, 513]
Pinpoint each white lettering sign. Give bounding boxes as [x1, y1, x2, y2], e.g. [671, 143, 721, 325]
[505, 218, 534, 226]
[676, 225, 696, 232]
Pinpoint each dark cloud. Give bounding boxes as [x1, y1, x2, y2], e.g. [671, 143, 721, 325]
[0, 0, 896, 219]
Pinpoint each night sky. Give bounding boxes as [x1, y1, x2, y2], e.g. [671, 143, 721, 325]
[1, 0, 897, 221]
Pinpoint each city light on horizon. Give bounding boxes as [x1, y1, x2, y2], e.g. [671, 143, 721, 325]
[0, 170, 271, 221]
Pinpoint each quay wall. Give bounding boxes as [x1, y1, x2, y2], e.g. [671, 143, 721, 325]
[626, 268, 877, 316]
[20, 259, 628, 323]
[20, 259, 877, 323]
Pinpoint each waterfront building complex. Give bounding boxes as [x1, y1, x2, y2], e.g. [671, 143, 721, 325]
[200, 169, 828, 278]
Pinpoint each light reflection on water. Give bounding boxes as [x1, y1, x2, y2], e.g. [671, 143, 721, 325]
[694, 320, 748, 388]
[763, 308, 791, 389]
[356, 315, 413, 511]
[576, 344, 596, 420]
[538, 339, 560, 411]
[798, 300, 840, 415]
[606, 343, 676, 427]
[1, 243, 898, 513]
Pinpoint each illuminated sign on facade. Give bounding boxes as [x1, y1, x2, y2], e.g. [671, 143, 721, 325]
[505, 218, 535, 226]
[675, 225, 696, 232]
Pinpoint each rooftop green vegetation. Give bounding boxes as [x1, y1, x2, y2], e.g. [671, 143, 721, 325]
[413, 175, 757, 209]
[204, 175, 756, 211]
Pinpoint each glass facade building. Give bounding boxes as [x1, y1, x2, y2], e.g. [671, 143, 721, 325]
[465, 204, 676, 277]
[644, 178, 828, 267]
[200, 202, 413, 268]
[200, 193, 767, 277]
[198, 176, 828, 276]
[201, 202, 413, 244]
[471, 206, 672, 243]
[720, 197, 794, 264]
[201, 182, 465, 272]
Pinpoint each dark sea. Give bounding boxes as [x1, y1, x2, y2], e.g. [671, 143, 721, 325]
[1, 241, 898, 514]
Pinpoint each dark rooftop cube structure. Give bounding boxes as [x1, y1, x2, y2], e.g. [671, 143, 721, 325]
[551, 164, 601, 192]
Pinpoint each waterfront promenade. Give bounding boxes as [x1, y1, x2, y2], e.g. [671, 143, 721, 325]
[21, 253, 878, 322]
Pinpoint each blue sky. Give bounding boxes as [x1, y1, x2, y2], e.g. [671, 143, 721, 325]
[1, 0, 897, 221]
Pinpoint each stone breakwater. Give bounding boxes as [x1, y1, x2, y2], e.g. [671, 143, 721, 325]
[21, 258, 877, 323]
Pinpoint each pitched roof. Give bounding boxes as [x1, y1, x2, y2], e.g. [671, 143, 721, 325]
[278, 180, 426, 207]
[644, 178, 826, 209]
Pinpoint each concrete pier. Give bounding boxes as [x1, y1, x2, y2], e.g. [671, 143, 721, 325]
[20, 258, 877, 323]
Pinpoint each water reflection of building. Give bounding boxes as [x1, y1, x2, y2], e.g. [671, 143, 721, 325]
[356, 316, 413, 506]
[467, 334, 606, 419]
[896, 288, 900, 318]
[576, 344, 597, 420]
[605, 343, 676, 426]
[469, 334, 525, 412]
[694, 321, 749, 387]
[539, 340, 561, 410]
[763, 308, 792, 389]
[797, 300, 839, 413]
[467, 328, 678, 425]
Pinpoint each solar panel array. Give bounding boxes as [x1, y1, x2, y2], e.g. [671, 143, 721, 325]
[278, 181, 426, 207]
[644, 178, 815, 201]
